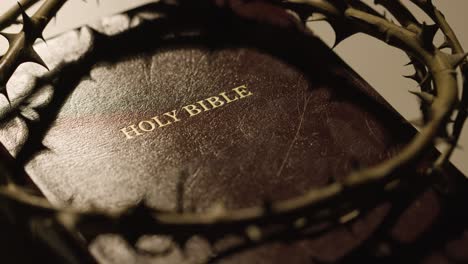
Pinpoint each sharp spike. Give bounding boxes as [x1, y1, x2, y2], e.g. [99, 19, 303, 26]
[384, 29, 392, 44]
[294, 9, 313, 23]
[403, 73, 420, 82]
[333, 31, 355, 48]
[18, 2, 34, 34]
[438, 39, 451, 50]
[18, 2, 42, 41]
[38, 34, 47, 45]
[418, 73, 431, 87]
[0, 32, 18, 44]
[409, 90, 435, 104]
[447, 52, 468, 67]
[23, 47, 49, 70]
[332, 23, 357, 49]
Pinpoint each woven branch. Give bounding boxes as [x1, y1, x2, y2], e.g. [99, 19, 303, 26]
[0, 0, 466, 262]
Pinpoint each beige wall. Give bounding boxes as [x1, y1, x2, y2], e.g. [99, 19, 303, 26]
[0, 0, 467, 175]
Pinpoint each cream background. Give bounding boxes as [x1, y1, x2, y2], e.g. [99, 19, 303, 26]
[0, 0, 467, 175]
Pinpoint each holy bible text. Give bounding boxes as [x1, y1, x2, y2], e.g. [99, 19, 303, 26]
[120, 85, 253, 139]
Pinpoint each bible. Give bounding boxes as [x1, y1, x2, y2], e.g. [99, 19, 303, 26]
[0, 2, 467, 264]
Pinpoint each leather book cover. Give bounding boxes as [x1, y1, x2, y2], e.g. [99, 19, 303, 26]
[0, 2, 467, 264]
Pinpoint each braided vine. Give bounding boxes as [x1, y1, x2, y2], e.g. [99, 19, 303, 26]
[0, 0, 466, 263]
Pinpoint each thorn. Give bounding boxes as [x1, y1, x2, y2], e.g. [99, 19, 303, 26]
[333, 28, 355, 49]
[403, 73, 420, 82]
[23, 46, 49, 70]
[447, 52, 468, 67]
[18, 2, 42, 41]
[418, 73, 431, 87]
[409, 90, 435, 104]
[0, 32, 17, 44]
[292, 9, 312, 23]
[403, 72, 431, 87]
[38, 35, 47, 45]
[384, 28, 392, 44]
[438, 39, 451, 50]
[18, 2, 34, 33]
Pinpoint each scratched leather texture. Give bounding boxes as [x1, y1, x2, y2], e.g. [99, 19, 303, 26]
[0, 3, 467, 264]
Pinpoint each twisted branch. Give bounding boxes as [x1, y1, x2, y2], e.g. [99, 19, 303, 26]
[0, 0, 42, 31]
[0, 0, 66, 100]
[0, 0, 466, 262]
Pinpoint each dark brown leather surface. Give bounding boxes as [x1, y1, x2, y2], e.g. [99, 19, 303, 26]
[1, 3, 467, 264]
